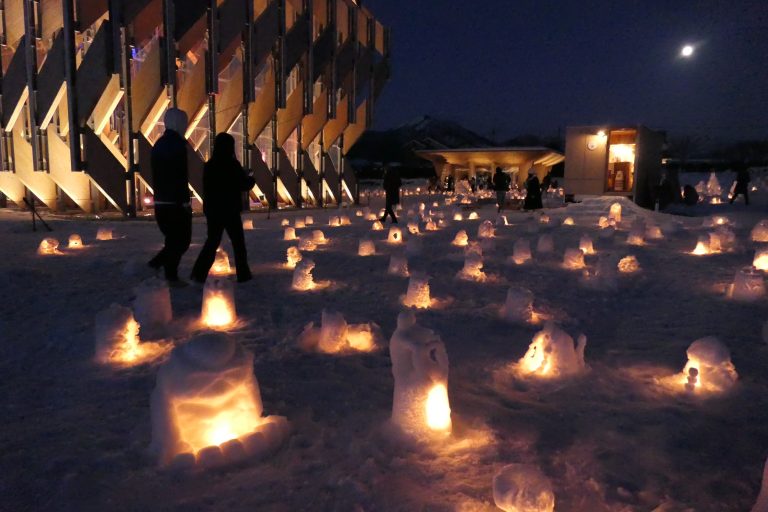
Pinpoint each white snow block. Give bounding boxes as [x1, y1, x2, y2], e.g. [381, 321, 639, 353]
[298, 310, 378, 353]
[478, 220, 495, 238]
[536, 234, 554, 253]
[511, 238, 532, 265]
[96, 227, 114, 240]
[358, 238, 376, 256]
[150, 332, 288, 468]
[283, 227, 296, 240]
[728, 267, 766, 302]
[390, 312, 451, 437]
[403, 274, 432, 309]
[518, 323, 587, 378]
[563, 248, 585, 269]
[493, 463, 555, 512]
[751, 220, 768, 242]
[388, 253, 409, 277]
[201, 278, 237, 329]
[452, 230, 469, 247]
[133, 279, 173, 329]
[292, 258, 316, 291]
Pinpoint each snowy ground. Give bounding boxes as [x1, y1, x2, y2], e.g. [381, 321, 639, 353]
[1, 186, 767, 512]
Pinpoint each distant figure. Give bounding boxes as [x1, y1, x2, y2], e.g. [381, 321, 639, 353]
[657, 173, 677, 210]
[381, 167, 401, 223]
[730, 164, 751, 205]
[190, 133, 256, 283]
[683, 184, 699, 206]
[540, 170, 553, 192]
[523, 169, 543, 210]
[427, 173, 438, 193]
[446, 175, 455, 192]
[148, 108, 192, 287]
[492, 167, 510, 213]
[469, 176, 477, 193]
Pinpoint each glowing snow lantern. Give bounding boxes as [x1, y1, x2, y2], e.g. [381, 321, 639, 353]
[457, 253, 486, 281]
[403, 274, 432, 309]
[150, 332, 289, 468]
[365, 212, 378, 221]
[96, 228, 114, 240]
[242, 219, 254, 230]
[753, 247, 768, 271]
[68, 234, 84, 249]
[328, 215, 341, 227]
[298, 310, 377, 354]
[708, 232, 723, 253]
[407, 221, 420, 235]
[94, 304, 168, 365]
[305, 215, 314, 225]
[452, 230, 469, 247]
[563, 248, 585, 269]
[598, 216, 610, 229]
[468, 211, 479, 220]
[518, 323, 587, 378]
[512, 238, 533, 265]
[133, 279, 173, 329]
[536, 234, 554, 253]
[691, 236, 711, 255]
[478, 220, 495, 238]
[280, 218, 290, 227]
[37, 237, 60, 255]
[626, 230, 645, 246]
[609, 202, 622, 223]
[646, 224, 663, 240]
[371, 220, 384, 231]
[312, 230, 327, 244]
[297, 237, 316, 251]
[562, 217, 575, 226]
[728, 267, 766, 301]
[390, 312, 451, 437]
[283, 227, 296, 241]
[496, 215, 509, 226]
[579, 235, 595, 255]
[355, 209, 363, 217]
[453, 212, 464, 221]
[210, 248, 232, 276]
[679, 336, 737, 393]
[340, 215, 352, 226]
[425, 220, 438, 231]
[358, 238, 376, 256]
[388, 253, 409, 277]
[387, 226, 404, 244]
[294, 218, 306, 229]
[539, 214, 550, 224]
[201, 278, 237, 329]
[617, 255, 640, 273]
[286, 247, 302, 268]
[501, 287, 534, 323]
[751, 220, 768, 242]
[493, 464, 555, 512]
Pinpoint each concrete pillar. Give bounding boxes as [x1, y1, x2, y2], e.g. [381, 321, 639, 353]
[468, 160, 476, 179]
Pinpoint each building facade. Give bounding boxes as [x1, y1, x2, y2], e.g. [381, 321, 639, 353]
[564, 125, 665, 208]
[0, 0, 389, 215]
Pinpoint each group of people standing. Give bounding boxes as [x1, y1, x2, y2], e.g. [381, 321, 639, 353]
[148, 108, 255, 287]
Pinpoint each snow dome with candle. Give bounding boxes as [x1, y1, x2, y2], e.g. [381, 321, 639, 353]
[150, 332, 289, 468]
[94, 304, 169, 365]
[390, 312, 451, 438]
[517, 323, 587, 379]
[298, 310, 379, 354]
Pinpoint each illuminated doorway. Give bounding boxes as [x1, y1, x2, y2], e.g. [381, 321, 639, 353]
[606, 129, 637, 193]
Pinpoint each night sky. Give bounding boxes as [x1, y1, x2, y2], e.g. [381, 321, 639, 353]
[364, 0, 768, 144]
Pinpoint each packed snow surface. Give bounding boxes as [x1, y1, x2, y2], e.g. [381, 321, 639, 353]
[2, 189, 768, 511]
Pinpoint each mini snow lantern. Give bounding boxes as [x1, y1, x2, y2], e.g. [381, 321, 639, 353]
[679, 337, 737, 393]
[150, 332, 288, 468]
[388, 253, 409, 277]
[283, 227, 297, 241]
[618, 255, 640, 273]
[95, 304, 168, 365]
[38, 237, 60, 255]
[518, 323, 587, 378]
[452, 230, 469, 247]
[493, 463, 555, 512]
[68, 234, 84, 249]
[371, 220, 384, 231]
[753, 247, 768, 271]
[358, 238, 376, 256]
[512, 238, 533, 265]
[563, 248, 585, 269]
[536, 234, 554, 253]
[292, 258, 316, 291]
[286, 247, 302, 268]
[403, 274, 432, 309]
[456, 253, 486, 281]
[609, 202, 622, 223]
[501, 287, 534, 323]
[728, 267, 766, 301]
[562, 217, 575, 226]
[210, 248, 232, 276]
[242, 219, 254, 230]
[96, 228, 114, 240]
[201, 278, 236, 329]
[579, 235, 595, 255]
[387, 226, 404, 244]
[390, 312, 451, 437]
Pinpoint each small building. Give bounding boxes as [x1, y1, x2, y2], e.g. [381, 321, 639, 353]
[416, 147, 565, 188]
[564, 125, 665, 208]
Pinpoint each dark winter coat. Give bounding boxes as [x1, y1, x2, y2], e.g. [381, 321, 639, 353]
[492, 171, 510, 191]
[734, 169, 751, 193]
[383, 171, 402, 204]
[524, 175, 543, 210]
[151, 130, 190, 204]
[202, 157, 256, 217]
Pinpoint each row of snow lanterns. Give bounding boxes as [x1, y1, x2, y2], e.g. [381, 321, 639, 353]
[38, 228, 115, 254]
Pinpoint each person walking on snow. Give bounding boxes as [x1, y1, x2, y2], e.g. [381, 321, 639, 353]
[380, 167, 402, 223]
[492, 167, 510, 213]
[730, 163, 751, 205]
[148, 108, 192, 287]
[523, 168, 543, 210]
[190, 133, 257, 283]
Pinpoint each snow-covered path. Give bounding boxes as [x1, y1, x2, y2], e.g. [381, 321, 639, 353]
[1, 190, 767, 511]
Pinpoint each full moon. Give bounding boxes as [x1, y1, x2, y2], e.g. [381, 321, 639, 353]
[681, 45, 694, 57]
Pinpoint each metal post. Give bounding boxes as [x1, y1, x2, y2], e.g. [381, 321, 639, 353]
[161, 0, 177, 106]
[118, 24, 137, 217]
[62, 0, 81, 174]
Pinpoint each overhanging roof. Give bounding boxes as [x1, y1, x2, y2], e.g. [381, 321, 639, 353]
[416, 146, 565, 168]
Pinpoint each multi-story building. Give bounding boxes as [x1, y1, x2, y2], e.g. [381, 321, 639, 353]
[0, 0, 389, 215]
